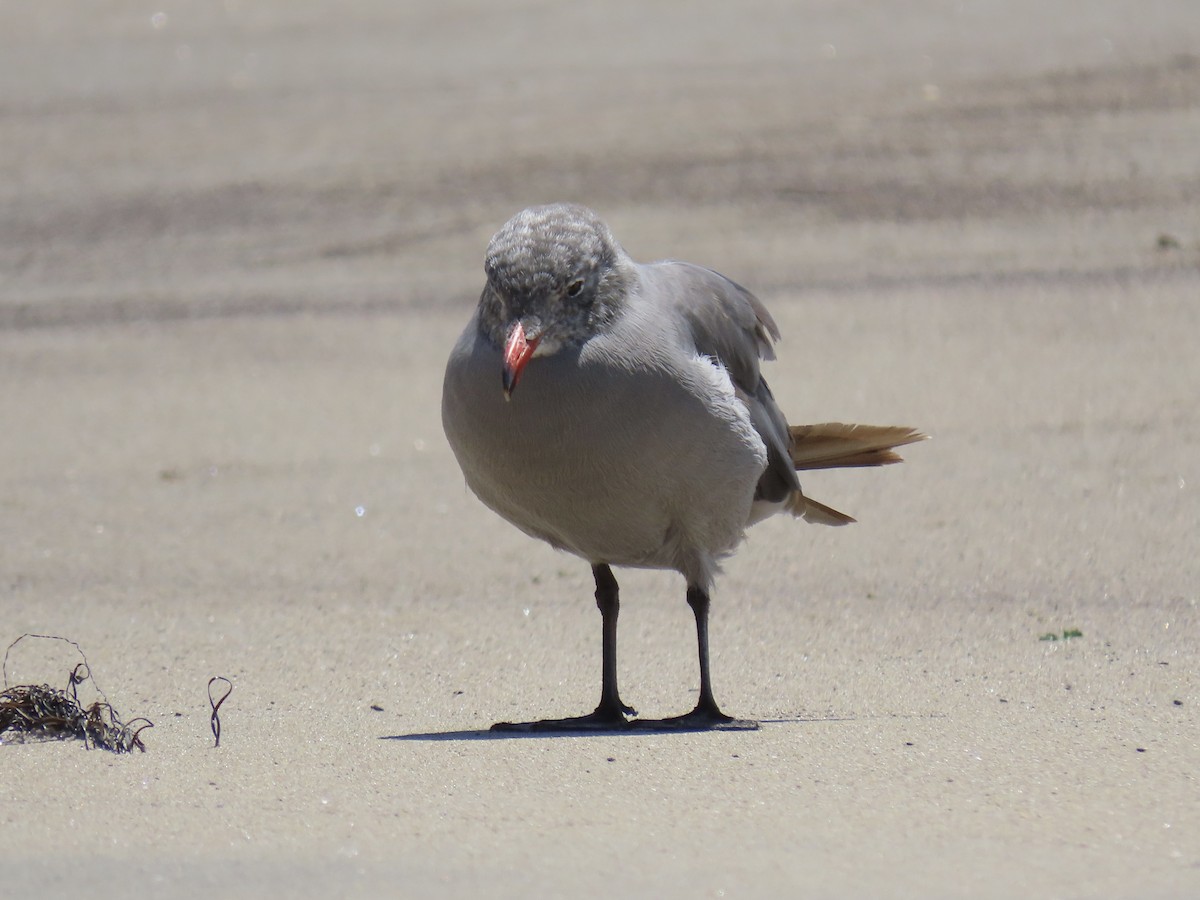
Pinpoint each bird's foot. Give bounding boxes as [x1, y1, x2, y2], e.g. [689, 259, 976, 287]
[491, 703, 634, 734]
[629, 703, 759, 732]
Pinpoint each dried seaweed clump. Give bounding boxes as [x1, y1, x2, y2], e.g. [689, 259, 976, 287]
[0, 634, 152, 753]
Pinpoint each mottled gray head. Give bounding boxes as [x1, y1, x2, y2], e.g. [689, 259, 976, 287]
[479, 203, 636, 396]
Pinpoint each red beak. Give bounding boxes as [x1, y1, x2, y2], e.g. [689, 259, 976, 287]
[502, 321, 540, 399]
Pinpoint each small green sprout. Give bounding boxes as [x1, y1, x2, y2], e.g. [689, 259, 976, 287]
[1039, 629, 1083, 642]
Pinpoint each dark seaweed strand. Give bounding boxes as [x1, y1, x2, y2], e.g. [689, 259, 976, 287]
[208, 676, 233, 748]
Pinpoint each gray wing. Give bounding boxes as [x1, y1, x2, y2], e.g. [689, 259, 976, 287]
[643, 261, 800, 502]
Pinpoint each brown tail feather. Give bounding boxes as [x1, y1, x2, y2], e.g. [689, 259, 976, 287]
[785, 492, 857, 526]
[789, 423, 928, 470]
[785, 423, 928, 526]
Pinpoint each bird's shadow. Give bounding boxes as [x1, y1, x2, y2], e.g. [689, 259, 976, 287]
[381, 717, 852, 742]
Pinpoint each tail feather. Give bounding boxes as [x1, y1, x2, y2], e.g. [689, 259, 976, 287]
[785, 492, 857, 526]
[789, 423, 928, 470]
[785, 423, 928, 526]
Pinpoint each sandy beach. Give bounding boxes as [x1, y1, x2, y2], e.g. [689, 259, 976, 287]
[2, 2, 1199, 897]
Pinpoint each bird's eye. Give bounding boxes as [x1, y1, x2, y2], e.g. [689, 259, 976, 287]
[566, 279, 584, 298]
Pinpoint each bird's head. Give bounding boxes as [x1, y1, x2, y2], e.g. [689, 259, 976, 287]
[478, 203, 634, 399]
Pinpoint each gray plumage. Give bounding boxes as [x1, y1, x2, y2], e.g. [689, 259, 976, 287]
[441, 203, 925, 730]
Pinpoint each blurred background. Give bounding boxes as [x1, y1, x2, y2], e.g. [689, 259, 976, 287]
[4, 0, 1197, 328]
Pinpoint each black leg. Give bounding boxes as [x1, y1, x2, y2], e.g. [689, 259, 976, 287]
[687, 585, 724, 718]
[594, 563, 638, 719]
[491, 563, 635, 732]
[630, 585, 758, 731]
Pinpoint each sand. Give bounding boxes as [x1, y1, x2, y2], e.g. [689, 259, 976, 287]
[2, 2, 1198, 897]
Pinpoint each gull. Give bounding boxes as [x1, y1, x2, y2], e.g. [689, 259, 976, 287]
[442, 203, 925, 731]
